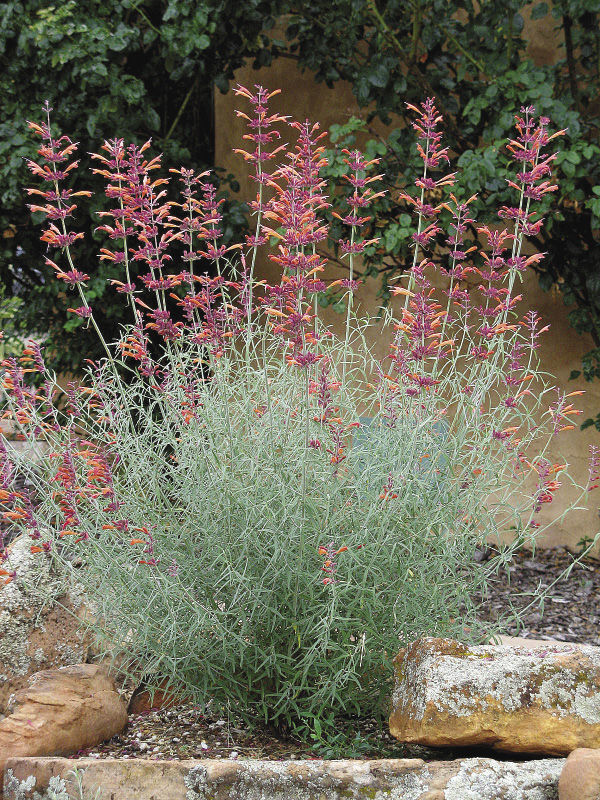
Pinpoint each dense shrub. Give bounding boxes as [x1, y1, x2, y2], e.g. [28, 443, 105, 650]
[0, 89, 596, 740]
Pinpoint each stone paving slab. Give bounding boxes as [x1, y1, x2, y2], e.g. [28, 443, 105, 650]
[4, 755, 565, 799]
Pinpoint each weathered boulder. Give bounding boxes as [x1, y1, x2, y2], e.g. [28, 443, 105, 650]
[389, 637, 600, 755]
[559, 748, 600, 800]
[0, 535, 92, 713]
[4, 756, 564, 800]
[0, 664, 127, 775]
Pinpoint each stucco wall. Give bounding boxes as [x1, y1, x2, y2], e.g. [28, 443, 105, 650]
[213, 16, 600, 553]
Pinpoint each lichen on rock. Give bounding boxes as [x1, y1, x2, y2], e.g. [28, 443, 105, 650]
[0, 535, 91, 712]
[4, 770, 37, 800]
[444, 758, 562, 800]
[184, 765, 209, 800]
[3, 757, 565, 800]
[390, 637, 600, 754]
[0, 535, 63, 682]
[4, 770, 75, 800]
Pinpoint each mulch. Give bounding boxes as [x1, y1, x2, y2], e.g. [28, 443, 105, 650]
[68, 545, 600, 763]
[478, 545, 600, 645]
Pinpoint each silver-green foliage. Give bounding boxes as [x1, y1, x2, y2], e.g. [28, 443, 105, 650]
[4, 769, 99, 800]
[3, 98, 596, 743]
[3, 310, 589, 735]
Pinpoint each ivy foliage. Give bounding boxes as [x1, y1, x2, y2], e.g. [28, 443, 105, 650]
[0, 0, 284, 370]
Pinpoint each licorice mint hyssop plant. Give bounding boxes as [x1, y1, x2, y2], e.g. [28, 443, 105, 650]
[0, 87, 596, 738]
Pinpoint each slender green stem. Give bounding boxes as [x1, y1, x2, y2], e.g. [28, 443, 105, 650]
[342, 227, 356, 393]
[52, 188, 112, 360]
[163, 78, 199, 146]
[410, 0, 422, 63]
[129, 0, 162, 36]
[293, 365, 311, 627]
[245, 123, 264, 371]
[117, 185, 136, 320]
[446, 29, 486, 74]
[400, 142, 428, 314]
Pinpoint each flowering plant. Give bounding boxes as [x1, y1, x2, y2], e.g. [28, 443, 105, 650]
[1, 88, 596, 739]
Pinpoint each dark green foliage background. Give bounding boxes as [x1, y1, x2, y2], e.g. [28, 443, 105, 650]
[2, 0, 599, 426]
[0, 0, 285, 370]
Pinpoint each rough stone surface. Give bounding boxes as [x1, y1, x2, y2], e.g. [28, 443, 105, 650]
[489, 635, 564, 649]
[0, 664, 127, 777]
[558, 747, 600, 800]
[128, 678, 192, 715]
[389, 637, 600, 755]
[0, 535, 92, 713]
[3, 756, 564, 799]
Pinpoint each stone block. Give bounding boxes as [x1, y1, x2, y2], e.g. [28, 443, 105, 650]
[390, 637, 600, 755]
[4, 756, 564, 800]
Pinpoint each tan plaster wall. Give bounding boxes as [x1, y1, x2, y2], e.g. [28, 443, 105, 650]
[523, 4, 563, 66]
[213, 21, 600, 553]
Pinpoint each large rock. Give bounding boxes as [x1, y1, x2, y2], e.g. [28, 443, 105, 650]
[559, 748, 600, 800]
[0, 664, 127, 775]
[0, 535, 92, 713]
[389, 637, 600, 756]
[4, 756, 564, 799]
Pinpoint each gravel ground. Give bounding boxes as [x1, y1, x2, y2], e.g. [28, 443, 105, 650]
[67, 545, 600, 762]
[70, 706, 417, 762]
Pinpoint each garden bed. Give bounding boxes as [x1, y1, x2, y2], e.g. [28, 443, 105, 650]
[478, 545, 600, 645]
[66, 705, 468, 763]
[58, 545, 599, 764]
